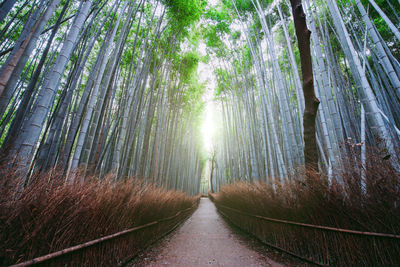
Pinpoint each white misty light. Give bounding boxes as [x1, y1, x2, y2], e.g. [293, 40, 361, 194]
[202, 101, 215, 153]
[208, 0, 219, 7]
[198, 57, 217, 153]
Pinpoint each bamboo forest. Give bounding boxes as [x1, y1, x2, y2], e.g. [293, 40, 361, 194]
[0, 0, 399, 266]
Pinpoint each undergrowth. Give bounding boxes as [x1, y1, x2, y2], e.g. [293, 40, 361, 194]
[211, 150, 400, 266]
[0, 169, 199, 266]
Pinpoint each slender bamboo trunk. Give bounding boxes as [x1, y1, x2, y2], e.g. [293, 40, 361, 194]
[9, 1, 92, 179]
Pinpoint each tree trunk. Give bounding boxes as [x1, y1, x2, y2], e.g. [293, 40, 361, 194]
[0, 0, 58, 114]
[1, 0, 69, 155]
[9, 0, 92, 178]
[0, 0, 17, 24]
[289, 0, 320, 171]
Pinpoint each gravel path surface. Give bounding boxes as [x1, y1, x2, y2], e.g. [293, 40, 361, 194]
[130, 198, 285, 267]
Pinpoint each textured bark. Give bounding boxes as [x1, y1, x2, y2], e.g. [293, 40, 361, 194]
[289, 0, 320, 170]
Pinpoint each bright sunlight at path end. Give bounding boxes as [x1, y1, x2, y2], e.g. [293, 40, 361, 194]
[130, 198, 284, 267]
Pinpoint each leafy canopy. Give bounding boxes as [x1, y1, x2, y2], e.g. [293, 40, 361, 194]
[164, 0, 207, 29]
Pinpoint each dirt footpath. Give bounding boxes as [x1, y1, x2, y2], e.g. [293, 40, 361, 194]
[129, 198, 285, 267]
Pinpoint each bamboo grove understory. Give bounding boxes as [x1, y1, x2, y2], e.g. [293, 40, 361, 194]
[208, 0, 400, 191]
[0, 0, 399, 195]
[0, 0, 205, 194]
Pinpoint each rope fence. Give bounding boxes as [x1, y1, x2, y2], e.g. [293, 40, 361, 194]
[215, 203, 400, 266]
[217, 204, 400, 239]
[10, 204, 197, 267]
[217, 209, 328, 267]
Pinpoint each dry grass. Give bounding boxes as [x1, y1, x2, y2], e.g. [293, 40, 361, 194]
[211, 150, 400, 266]
[0, 169, 199, 266]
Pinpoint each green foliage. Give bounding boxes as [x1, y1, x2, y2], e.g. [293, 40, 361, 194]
[201, 25, 229, 58]
[46, 0, 74, 26]
[202, 54, 210, 64]
[360, 0, 400, 57]
[204, 5, 233, 34]
[220, 0, 273, 15]
[182, 81, 205, 116]
[0, 1, 36, 44]
[202, 25, 223, 49]
[188, 25, 202, 48]
[214, 68, 231, 95]
[164, 0, 207, 29]
[222, 0, 253, 13]
[239, 45, 252, 70]
[232, 30, 241, 41]
[180, 51, 201, 83]
[250, 15, 263, 38]
[360, 0, 400, 27]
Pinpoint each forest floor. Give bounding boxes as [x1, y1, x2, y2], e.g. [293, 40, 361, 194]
[129, 197, 302, 267]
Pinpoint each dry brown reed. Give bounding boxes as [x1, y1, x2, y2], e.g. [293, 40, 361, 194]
[0, 169, 199, 266]
[211, 149, 400, 266]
